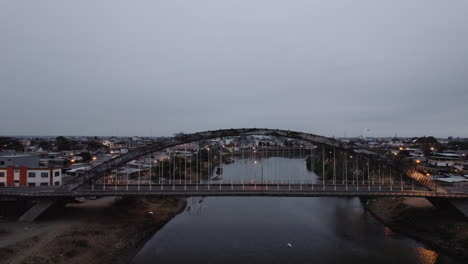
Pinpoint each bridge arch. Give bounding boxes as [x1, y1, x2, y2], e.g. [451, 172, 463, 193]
[63, 128, 433, 191]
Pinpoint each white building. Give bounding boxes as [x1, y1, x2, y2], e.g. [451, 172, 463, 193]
[0, 154, 62, 187]
[427, 153, 463, 167]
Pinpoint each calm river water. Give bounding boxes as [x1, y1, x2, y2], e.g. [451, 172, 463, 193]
[132, 156, 461, 264]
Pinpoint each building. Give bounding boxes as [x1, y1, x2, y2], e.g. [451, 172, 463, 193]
[64, 166, 91, 177]
[0, 154, 62, 187]
[168, 143, 199, 153]
[427, 153, 463, 168]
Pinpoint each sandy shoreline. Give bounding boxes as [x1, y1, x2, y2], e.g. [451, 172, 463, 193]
[0, 196, 187, 264]
[120, 197, 188, 264]
[364, 197, 468, 260]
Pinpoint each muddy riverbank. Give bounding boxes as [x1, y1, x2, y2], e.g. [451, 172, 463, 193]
[364, 197, 468, 260]
[0, 197, 186, 264]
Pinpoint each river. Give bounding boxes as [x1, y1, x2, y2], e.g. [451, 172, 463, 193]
[131, 156, 461, 264]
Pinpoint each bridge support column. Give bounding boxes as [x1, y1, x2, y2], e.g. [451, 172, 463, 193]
[18, 199, 56, 222]
[450, 200, 468, 218]
[427, 198, 468, 219]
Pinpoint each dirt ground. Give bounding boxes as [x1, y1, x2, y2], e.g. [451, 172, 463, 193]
[0, 196, 186, 264]
[365, 197, 468, 260]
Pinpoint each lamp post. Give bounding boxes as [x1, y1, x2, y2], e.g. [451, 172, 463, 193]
[261, 163, 264, 185]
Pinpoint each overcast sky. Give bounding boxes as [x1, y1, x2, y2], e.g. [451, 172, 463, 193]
[1, 1, 467, 138]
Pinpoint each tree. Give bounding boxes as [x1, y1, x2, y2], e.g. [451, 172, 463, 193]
[80, 152, 92, 163]
[0, 137, 23, 151]
[38, 140, 52, 150]
[447, 141, 468, 150]
[86, 140, 103, 151]
[398, 150, 411, 158]
[56, 136, 80, 151]
[56, 136, 70, 151]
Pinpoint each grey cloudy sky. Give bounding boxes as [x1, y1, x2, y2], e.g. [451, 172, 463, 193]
[1, 0, 467, 137]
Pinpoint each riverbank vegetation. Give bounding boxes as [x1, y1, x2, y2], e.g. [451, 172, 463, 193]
[306, 146, 399, 183]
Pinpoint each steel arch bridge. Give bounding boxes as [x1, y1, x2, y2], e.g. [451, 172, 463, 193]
[63, 128, 440, 193]
[3, 128, 467, 222]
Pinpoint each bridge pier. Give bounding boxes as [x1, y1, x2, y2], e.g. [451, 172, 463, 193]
[426, 198, 468, 219]
[0, 199, 61, 222]
[450, 200, 468, 218]
[18, 199, 57, 222]
[0, 199, 32, 220]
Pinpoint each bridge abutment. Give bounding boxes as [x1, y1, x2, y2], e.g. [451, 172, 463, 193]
[0, 199, 33, 221]
[18, 199, 57, 222]
[450, 200, 468, 219]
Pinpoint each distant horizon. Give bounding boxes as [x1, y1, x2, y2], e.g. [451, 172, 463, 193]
[1, 127, 466, 139]
[1, 128, 464, 139]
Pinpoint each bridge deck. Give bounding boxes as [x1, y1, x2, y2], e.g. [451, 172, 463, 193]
[1, 184, 468, 199]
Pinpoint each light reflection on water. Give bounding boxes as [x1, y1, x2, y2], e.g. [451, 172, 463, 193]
[415, 247, 439, 264]
[132, 157, 460, 264]
[203, 156, 316, 185]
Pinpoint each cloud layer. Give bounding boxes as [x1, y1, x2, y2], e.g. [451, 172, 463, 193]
[1, 0, 467, 137]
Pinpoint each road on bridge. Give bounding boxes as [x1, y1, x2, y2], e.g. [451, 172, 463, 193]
[1, 184, 468, 199]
